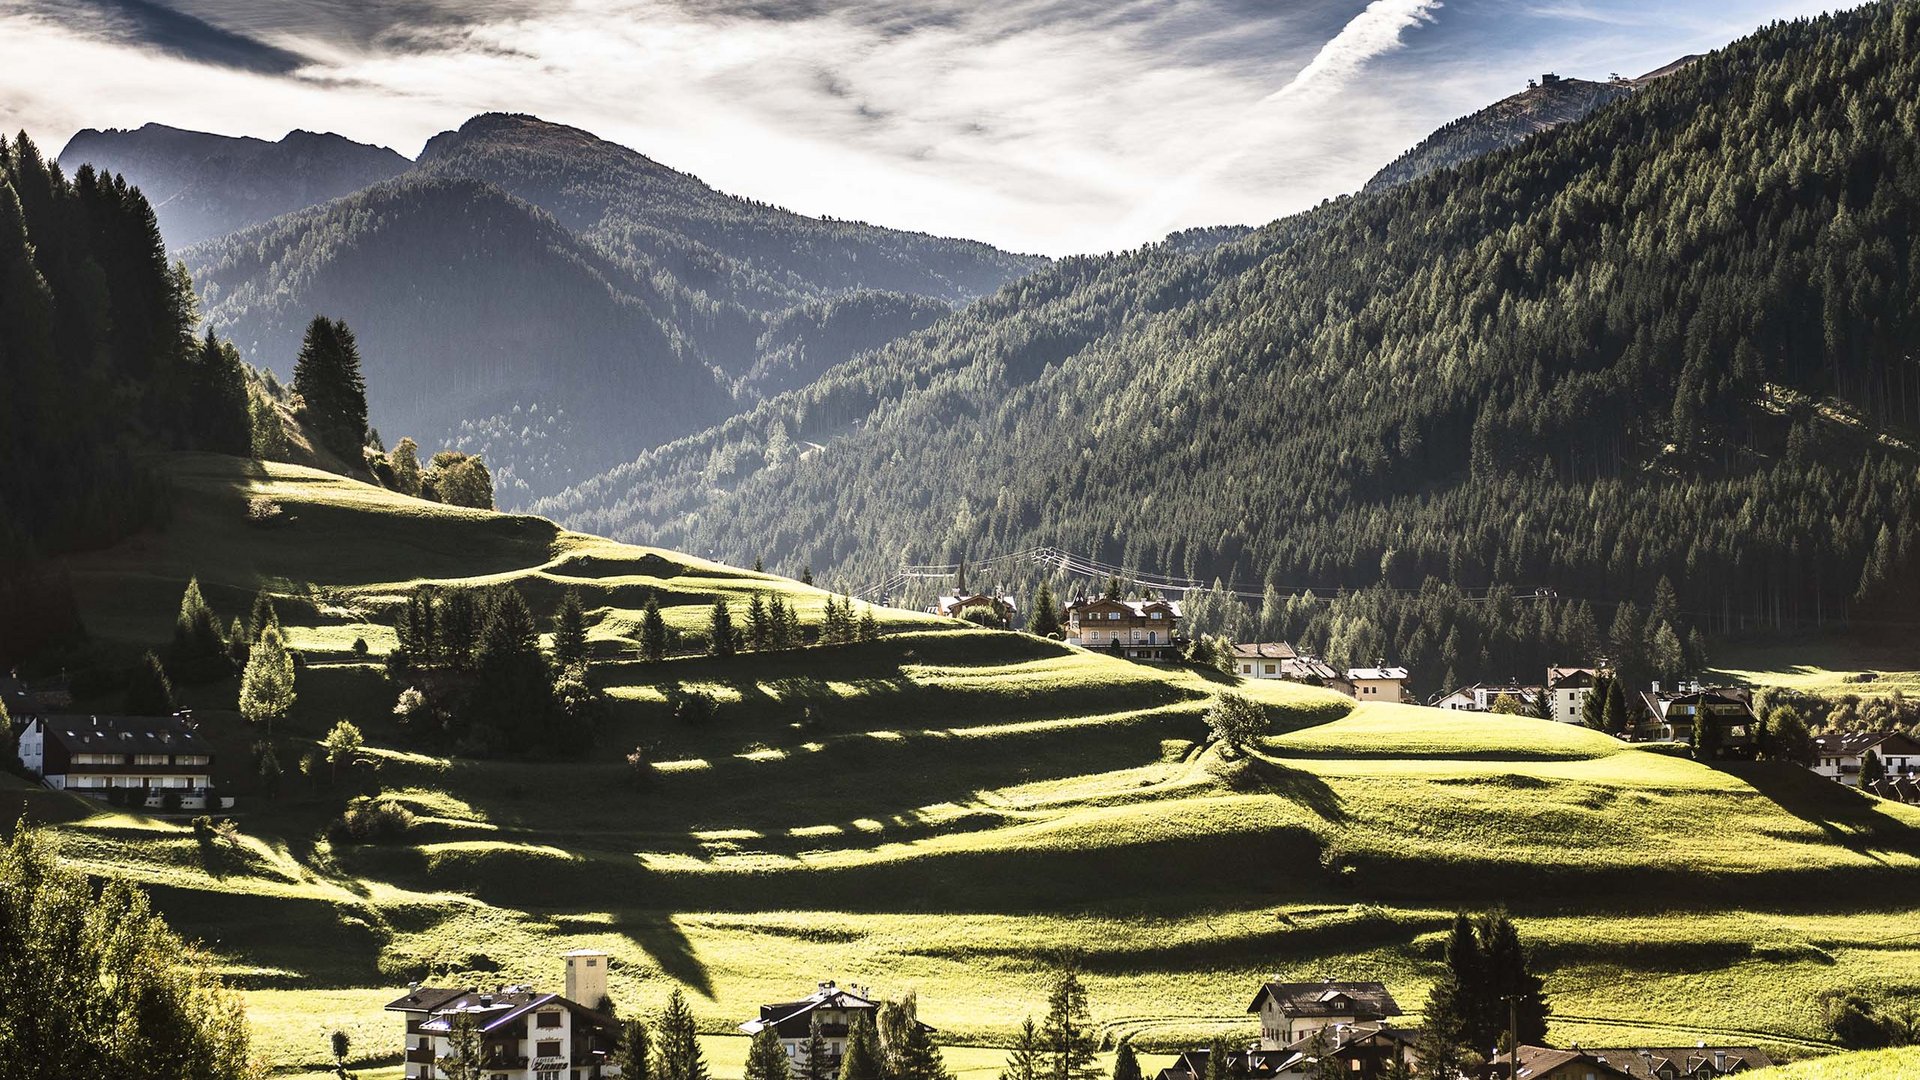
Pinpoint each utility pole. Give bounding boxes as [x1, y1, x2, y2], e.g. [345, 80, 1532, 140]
[1502, 993, 1521, 1078]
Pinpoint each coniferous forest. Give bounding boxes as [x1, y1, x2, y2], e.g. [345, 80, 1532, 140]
[536, 3, 1920, 689]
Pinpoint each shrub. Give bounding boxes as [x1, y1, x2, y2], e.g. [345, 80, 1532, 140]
[245, 495, 285, 527]
[1822, 992, 1912, 1049]
[351, 637, 369, 659]
[668, 686, 719, 726]
[331, 797, 416, 845]
[160, 792, 181, 813]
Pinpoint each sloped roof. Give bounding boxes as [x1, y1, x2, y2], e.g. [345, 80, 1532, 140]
[1346, 667, 1408, 681]
[739, 982, 913, 1040]
[1246, 980, 1401, 1019]
[37, 713, 204, 754]
[1493, 1045, 1632, 1080]
[385, 986, 615, 1034]
[1231, 642, 1298, 660]
[1813, 730, 1920, 757]
[1546, 666, 1598, 687]
[1583, 1046, 1775, 1077]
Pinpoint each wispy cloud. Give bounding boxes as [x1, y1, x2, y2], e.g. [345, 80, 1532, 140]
[0, 0, 1850, 255]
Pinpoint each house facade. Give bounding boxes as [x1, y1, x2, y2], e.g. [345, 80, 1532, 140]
[741, 981, 915, 1072]
[1631, 686, 1758, 756]
[16, 712, 230, 811]
[1811, 730, 1920, 787]
[1064, 598, 1183, 661]
[1232, 643, 1298, 680]
[1432, 683, 1540, 712]
[1247, 979, 1403, 1048]
[1493, 1046, 1633, 1079]
[1545, 667, 1600, 724]
[387, 955, 622, 1080]
[933, 594, 1018, 625]
[1344, 667, 1409, 704]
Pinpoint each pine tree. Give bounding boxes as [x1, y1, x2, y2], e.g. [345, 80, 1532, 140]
[1602, 678, 1629, 736]
[1422, 913, 1484, 1054]
[169, 576, 230, 683]
[708, 596, 737, 657]
[642, 593, 668, 662]
[470, 586, 553, 751]
[1202, 1037, 1238, 1080]
[999, 1018, 1043, 1080]
[443, 1013, 484, 1080]
[802, 1015, 834, 1080]
[1104, 575, 1125, 602]
[747, 594, 770, 651]
[1110, 1038, 1142, 1080]
[879, 993, 951, 1080]
[744, 1026, 793, 1080]
[249, 587, 280, 643]
[292, 315, 370, 465]
[124, 650, 177, 715]
[1040, 965, 1099, 1080]
[656, 988, 709, 1080]
[838, 1012, 885, 1080]
[1862, 748, 1886, 786]
[1030, 581, 1062, 637]
[1476, 909, 1550, 1050]
[1580, 675, 1609, 730]
[614, 1020, 652, 1080]
[553, 587, 589, 667]
[441, 587, 481, 669]
[239, 624, 296, 736]
[857, 606, 880, 643]
[187, 329, 251, 456]
[769, 597, 793, 651]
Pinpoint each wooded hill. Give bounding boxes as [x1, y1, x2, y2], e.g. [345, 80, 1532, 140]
[57, 124, 410, 249]
[535, 2, 1920, 687]
[173, 113, 1046, 506]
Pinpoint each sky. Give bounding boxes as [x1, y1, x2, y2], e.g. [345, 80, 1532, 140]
[0, 0, 1851, 256]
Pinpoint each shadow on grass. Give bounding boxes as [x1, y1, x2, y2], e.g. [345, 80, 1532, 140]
[1722, 761, 1920, 863]
[1225, 754, 1348, 823]
[608, 909, 714, 999]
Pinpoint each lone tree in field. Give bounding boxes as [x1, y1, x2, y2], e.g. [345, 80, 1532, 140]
[708, 596, 737, 657]
[423, 451, 494, 510]
[656, 988, 709, 1080]
[0, 823, 254, 1078]
[553, 587, 589, 667]
[1205, 692, 1268, 757]
[293, 315, 369, 465]
[124, 650, 177, 715]
[1029, 581, 1061, 637]
[330, 1029, 352, 1076]
[1000, 1018, 1043, 1080]
[1041, 962, 1100, 1080]
[613, 1018, 652, 1080]
[321, 719, 363, 783]
[641, 593, 669, 662]
[239, 623, 297, 735]
[744, 1026, 793, 1080]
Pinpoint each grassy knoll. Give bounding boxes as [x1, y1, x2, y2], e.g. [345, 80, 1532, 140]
[22, 454, 1920, 1074]
[1707, 638, 1920, 700]
[1749, 1046, 1920, 1079]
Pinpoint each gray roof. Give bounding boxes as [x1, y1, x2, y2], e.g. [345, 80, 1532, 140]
[38, 713, 204, 753]
[1247, 980, 1402, 1019]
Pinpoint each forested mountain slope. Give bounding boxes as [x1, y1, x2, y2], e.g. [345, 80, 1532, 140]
[186, 176, 734, 506]
[57, 124, 409, 248]
[538, 2, 1920, 688]
[180, 113, 1047, 507]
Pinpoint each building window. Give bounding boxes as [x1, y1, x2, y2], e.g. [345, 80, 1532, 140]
[1107, 612, 1120, 620]
[1264, 664, 1276, 674]
[538, 1040, 562, 1057]
[538, 1012, 562, 1028]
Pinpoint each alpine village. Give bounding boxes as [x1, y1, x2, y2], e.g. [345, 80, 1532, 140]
[7, 3, 1920, 1080]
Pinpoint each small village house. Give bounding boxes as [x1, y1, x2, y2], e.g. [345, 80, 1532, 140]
[1492, 1045, 1633, 1079]
[1545, 666, 1600, 724]
[1232, 642, 1298, 679]
[932, 593, 1018, 625]
[1158, 979, 1415, 1080]
[1631, 685, 1758, 756]
[1432, 683, 1541, 713]
[15, 711, 230, 811]
[1248, 978, 1404, 1048]
[1811, 730, 1920, 787]
[1344, 665, 1409, 704]
[740, 981, 923, 1072]
[1064, 597, 1183, 661]
[386, 950, 622, 1080]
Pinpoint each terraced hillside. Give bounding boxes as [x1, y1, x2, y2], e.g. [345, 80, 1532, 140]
[24, 455, 1920, 1075]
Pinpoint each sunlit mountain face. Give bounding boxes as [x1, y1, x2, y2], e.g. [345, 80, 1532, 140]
[0, 0, 1841, 255]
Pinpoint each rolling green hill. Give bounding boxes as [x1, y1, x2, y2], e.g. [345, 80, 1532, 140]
[21, 453, 1920, 1075]
[536, 2, 1920, 692]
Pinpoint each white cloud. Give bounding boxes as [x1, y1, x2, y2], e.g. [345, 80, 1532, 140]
[0, 0, 1854, 256]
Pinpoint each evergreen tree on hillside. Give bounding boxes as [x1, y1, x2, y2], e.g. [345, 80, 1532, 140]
[746, 594, 770, 651]
[1477, 909, 1550, 1050]
[292, 315, 369, 465]
[124, 650, 177, 715]
[857, 605, 880, 643]
[169, 576, 231, 683]
[614, 1019, 652, 1080]
[744, 1027, 792, 1080]
[1030, 581, 1061, 637]
[999, 1018, 1043, 1080]
[468, 586, 552, 752]
[1601, 678, 1629, 736]
[248, 587, 281, 643]
[656, 990, 708, 1080]
[1580, 675, 1610, 730]
[1863, 748, 1886, 786]
[187, 330, 252, 456]
[641, 593, 669, 662]
[838, 1013, 884, 1080]
[443, 1013, 484, 1080]
[1202, 1037, 1238, 1080]
[802, 1016, 833, 1080]
[768, 596, 794, 651]
[708, 596, 737, 657]
[1040, 963, 1099, 1080]
[0, 823, 254, 1078]
[1422, 913, 1485, 1055]
[390, 437, 424, 497]
[441, 587, 482, 670]
[553, 587, 589, 667]
[1110, 1038, 1141, 1080]
[879, 993, 950, 1080]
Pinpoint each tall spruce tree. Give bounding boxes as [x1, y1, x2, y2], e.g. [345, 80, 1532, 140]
[747, 594, 770, 651]
[838, 1012, 885, 1080]
[1110, 1038, 1142, 1080]
[613, 1019, 652, 1080]
[1040, 964, 1099, 1080]
[169, 576, 230, 683]
[553, 587, 589, 667]
[239, 623, 296, 736]
[1030, 582, 1061, 637]
[641, 593, 669, 662]
[879, 993, 950, 1080]
[802, 1015, 833, 1080]
[999, 1018, 1043, 1080]
[124, 650, 177, 716]
[1422, 913, 1485, 1055]
[469, 586, 552, 751]
[292, 316, 369, 466]
[656, 989, 709, 1080]
[1476, 909, 1550, 1051]
[744, 1026, 793, 1080]
[708, 596, 737, 657]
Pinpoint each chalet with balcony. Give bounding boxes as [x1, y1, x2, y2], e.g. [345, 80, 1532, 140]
[1064, 598, 1182, 661]
[15, 711, 230, 811]
[1248, 979, 1403, 1049]
[740, 981, 929, 1072]
[933, 593, 1018, 625]
[1631, 686, 1758, 757]
[387, 953, 621, 1080]
[1811, 730, 1920, 788]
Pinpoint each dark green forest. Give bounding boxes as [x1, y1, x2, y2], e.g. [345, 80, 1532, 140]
[1363, 75, 1632, 193]
[536, 2, 1920, 691]
[0, 134, 250, 658]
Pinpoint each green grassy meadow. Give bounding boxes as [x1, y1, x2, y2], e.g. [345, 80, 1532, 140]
[23, 455, 1920, 1074]
[1707, 639, 1920, 700]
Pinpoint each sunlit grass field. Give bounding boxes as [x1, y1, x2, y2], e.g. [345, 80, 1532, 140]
[1708, 639, 1920, 699]
[1748, 1046, 1920, 1079]
[27, 455, 1920, 1074]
